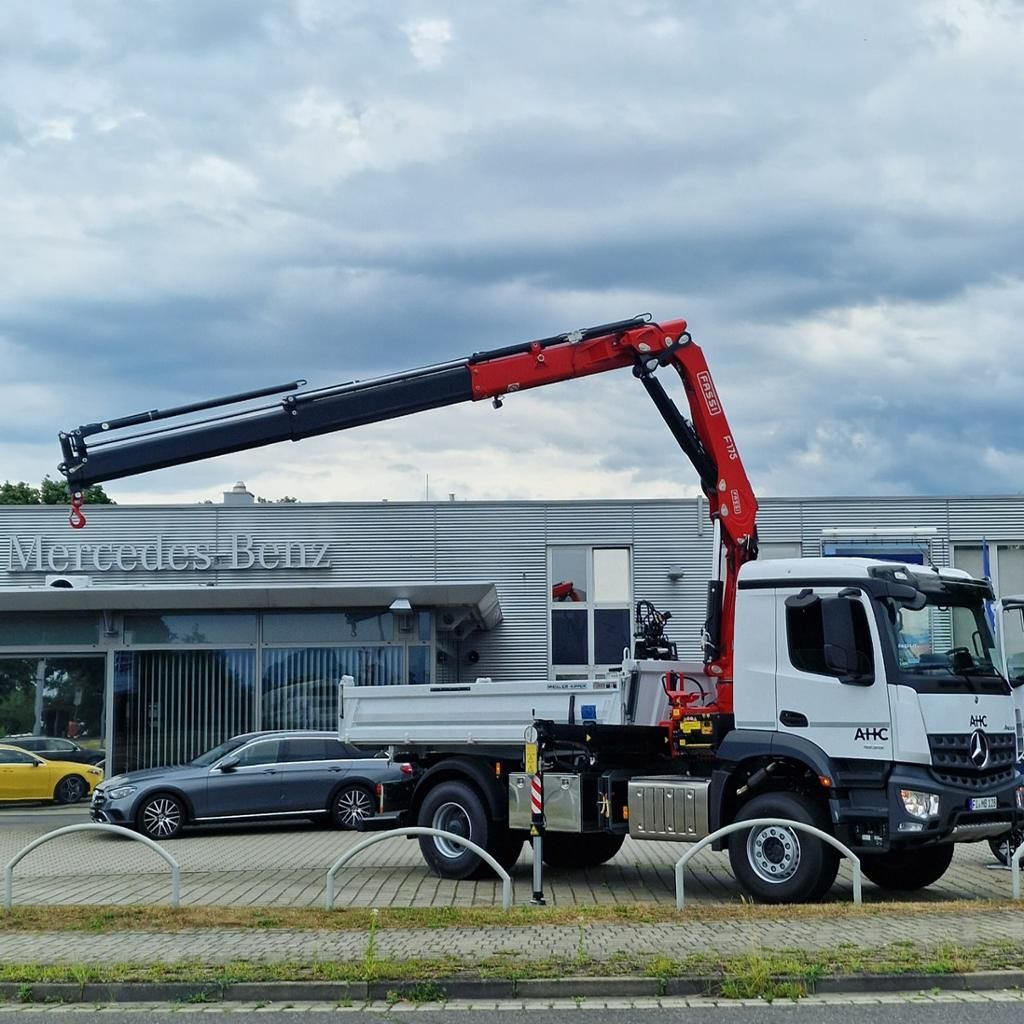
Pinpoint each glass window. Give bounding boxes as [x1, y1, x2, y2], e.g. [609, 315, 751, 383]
[262, 611, 394, 643]
[125, 613, 257, 645]
[47, 739, 77, 752]
[113, 649, 256, 774]
[593, 549, 630, 603]
[548, 546, 632, 674]
[262, 646, 406, 732]
[191, 736, 249, 767]
[0, 748, 37, 765]
[552, 610, 588, 664]
[0, 613, 100, 646]
[1000, 547, 1024, 670]
[0, 657, 105, 755]
[235, 739, 281, 766]
[6, 738, 41, 750]
[408, 646, 430, 685]
[551, 547, 588, 602]
[758, 542, 802, 561]
[594, 609, 630, 664]
[281, 737, 334, 762]
[787, 598, 873, 678]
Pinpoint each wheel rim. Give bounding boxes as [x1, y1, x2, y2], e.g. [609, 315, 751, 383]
[142, 798, 181, 838]
[58, 778, 83, 802]
[336, 788, 373, 827]
[431, 801, 472, 859]
[746, 824, 801, 884]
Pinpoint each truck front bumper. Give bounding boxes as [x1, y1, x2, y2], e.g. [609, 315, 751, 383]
[838, 763, 1024, 851]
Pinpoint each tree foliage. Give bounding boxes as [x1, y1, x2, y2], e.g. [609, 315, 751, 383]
[0, 477, 115, 505]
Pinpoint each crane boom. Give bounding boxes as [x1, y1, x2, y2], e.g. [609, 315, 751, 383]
[57, 314, 758, 689]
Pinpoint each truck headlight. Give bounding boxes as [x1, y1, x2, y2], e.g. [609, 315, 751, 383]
[900, 789, 940, 819]
[107, 785, 137, 800]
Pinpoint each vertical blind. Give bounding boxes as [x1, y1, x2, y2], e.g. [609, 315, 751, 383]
[261, 646, 405, 731]
[113, 649, 256, 773]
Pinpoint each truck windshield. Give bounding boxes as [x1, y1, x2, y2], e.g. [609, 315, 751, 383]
[883, 595, 1006, 692]
[1002, 605, 1024, 689]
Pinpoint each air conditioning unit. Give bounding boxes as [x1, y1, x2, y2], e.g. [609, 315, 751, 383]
[45, 575, 93, 589]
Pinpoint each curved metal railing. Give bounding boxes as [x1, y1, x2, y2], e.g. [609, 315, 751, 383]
[4, 823, 180, 909]
[324, 826, 513, 910]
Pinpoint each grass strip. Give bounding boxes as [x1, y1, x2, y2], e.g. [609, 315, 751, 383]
[0, 897, 1016, 933]
[0, 938, 1018, 986]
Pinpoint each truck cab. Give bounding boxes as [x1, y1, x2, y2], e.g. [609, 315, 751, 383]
[728, 557, 1020, 863]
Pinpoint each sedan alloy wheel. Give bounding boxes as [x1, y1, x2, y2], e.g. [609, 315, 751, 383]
[139, 795, 184, 839]
[333, 786, 375, 829]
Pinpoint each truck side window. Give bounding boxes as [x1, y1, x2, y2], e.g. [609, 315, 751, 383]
[787, 598, 874, 678]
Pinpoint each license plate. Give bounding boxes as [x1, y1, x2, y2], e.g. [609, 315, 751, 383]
[969, 796, 998, 811]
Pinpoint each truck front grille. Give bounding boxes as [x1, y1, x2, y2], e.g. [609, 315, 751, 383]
[928, 731, 1016, 768]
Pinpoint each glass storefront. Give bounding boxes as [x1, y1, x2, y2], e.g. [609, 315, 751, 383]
[102, 606, 436, 773]
[0, 655, 106, 759]
[112, 648, 256, 775]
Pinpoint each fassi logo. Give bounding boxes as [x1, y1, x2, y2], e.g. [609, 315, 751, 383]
[696, 371, 722, 416]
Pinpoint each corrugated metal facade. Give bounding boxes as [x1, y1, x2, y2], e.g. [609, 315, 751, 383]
[2, 494, 1023, 673]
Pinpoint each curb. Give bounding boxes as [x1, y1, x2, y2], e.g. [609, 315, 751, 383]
[1, 971, 1023, 1004]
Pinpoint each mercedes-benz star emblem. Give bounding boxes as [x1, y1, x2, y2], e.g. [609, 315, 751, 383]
[969, 729, 990, 769]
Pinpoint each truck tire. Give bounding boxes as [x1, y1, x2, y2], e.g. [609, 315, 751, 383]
[727, 792, 839, 904]
[541, 832, 625, 869]
[860, 844, 954, 891]
[417, 780, 496, 880]
[989, 829, 1024, 867]
[491, 830, 526, 871]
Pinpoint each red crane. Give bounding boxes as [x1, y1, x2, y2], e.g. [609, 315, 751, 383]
[58, 315, 758, 705]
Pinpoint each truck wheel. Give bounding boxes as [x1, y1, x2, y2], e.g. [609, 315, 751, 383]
[727, 792, 839, 904]
[491, 830, 526, 871]
[541, 832, 625, 868]
[860, 844, 954, 890]
[989, 829, 1024, 867]
[417, 781, 494, 880]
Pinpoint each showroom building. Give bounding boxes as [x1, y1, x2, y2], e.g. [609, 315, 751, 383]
[1, 486, 1022, 774]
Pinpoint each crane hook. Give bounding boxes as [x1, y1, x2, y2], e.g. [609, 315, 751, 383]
[69, 492, 87, 530]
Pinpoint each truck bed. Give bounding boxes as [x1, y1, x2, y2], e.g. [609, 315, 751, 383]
[339, 676, 625, 747]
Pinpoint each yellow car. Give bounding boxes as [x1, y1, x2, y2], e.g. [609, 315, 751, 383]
[0, 743, 103, 804]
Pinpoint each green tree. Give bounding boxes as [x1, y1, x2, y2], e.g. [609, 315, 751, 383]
[0, 477, 114, 505]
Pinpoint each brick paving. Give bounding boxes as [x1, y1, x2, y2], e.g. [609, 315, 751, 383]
[0, 805, 1013, 909]
[1, 804, 1021, 971]
[1, 907, 1024, 965]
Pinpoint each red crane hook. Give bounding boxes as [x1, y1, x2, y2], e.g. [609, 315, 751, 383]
[68, 491, 87, 529]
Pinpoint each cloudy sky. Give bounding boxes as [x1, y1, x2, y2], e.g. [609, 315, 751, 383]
[2, 0, 1023, 505]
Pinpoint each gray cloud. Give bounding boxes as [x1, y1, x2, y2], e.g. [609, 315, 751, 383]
[2, 0, 1023, 503]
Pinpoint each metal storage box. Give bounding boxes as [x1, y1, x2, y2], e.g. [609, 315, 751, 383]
[627, 776, 710, 841]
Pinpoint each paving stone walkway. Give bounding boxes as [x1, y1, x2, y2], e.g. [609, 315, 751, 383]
[2, 907, 1024, 965]
[0, 807, 1014, 909]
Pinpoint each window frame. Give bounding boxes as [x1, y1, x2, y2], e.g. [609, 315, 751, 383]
[784, 593, 876, 681]
[547, 545, 633, 679]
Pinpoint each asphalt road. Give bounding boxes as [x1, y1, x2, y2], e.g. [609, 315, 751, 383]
[0, 1002, 1020, 1021]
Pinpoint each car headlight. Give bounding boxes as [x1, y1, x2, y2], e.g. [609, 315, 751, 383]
[106, 785, 137, 800]
[87, 768, 102, 776]
[900, 789, 940, 819]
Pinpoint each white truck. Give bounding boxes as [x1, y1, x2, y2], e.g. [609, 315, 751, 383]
[343, 556, 1022, 902]
[57, 315, 1023, 902]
